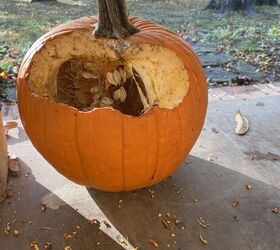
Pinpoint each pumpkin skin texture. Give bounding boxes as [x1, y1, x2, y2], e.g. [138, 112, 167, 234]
[17, 16, 208, 192]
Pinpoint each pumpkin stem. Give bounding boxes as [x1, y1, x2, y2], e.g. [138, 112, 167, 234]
[94, 0, 139, 39]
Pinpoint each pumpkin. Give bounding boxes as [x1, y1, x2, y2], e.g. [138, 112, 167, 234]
[17, 0, 207, 192]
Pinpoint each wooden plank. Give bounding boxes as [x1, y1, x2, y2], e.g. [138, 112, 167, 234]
[0, 113, 8, 201]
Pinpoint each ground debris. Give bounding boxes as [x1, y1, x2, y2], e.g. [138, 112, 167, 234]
[232, 199, 240, 207]
[64, 246, 72, 250]
[272, 207, 279, 214]
[197, 217, 209, 228]
[208, 153, 217, 162]
[244, 151, 280, 162]
[41, 204, 47, 212]
[233, 215, 239, 221]
[44, 242, 53, 249]
[4, 222, 11, 235]
[235, 111, 249, 135]
[176, 188, 184, 195]
[148, 239, 159, 248]
[4, 120, 18, 134]
[30, 241, 40, 250]
[8, 158, 21, 178]
[63, 233, 73, 240]
[211, 127, 220, 133]
[199, 234, 208, 244]
[245, 184, 252, 190]
[13, 229, 20, 236]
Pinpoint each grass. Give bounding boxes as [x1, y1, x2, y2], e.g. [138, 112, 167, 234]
[0, 0, 279, 96]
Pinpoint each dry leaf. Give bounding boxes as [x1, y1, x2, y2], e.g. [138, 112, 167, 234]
[245, 184, 252, 190]
[272, 207, 279, 214]
[208, 153, 217, 162]
[107, 72, 118, 86]
[8, 158, 21, 177]
[149, 239, 159, 248]
[63, 233, 73, 240]
[232, 199, 240, 207]
[113, 69, 122, 85]
[44, 242, 52, 249]
[30, 241, 40, 250]
[4, 223, 10, 235]
[4, 121, 17, 134]
[196, 217, 207, 228]
[13, 229, 20, 236]
[199, 234, 208, 244]
[176, 188, 183, 195]
[41, 204, 47, 212]
[235, 111, 249, 135]
[64, 246, 72, 250]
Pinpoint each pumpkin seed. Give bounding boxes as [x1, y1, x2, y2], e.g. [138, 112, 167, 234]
[100, 97, 114, 107]
[113, 89, 121, 101]
[119, 87, 127, 103]
[113, 69, 122, 85]
[81, 71, 97, 79]
[90, 86, 101, 94]
[119, 67, 127, 83]
[107, 72, 118, 86]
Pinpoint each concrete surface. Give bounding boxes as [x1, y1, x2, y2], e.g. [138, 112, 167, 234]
[0, 83, 280, 250]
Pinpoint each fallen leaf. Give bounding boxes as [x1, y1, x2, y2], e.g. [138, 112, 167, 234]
[245, 184, 252, 190]
[13, 229, 20, 236]
[235, 111, 249, 135]
[208, 153, 217, 162]
[211, 128, 220, 133]
[233, 215, 239, 221]
[161, 219, 171, 230]
[232, 199, 240, 207]
[44, 242, 52, 249]
[8, 158, 21, 178]
[272, 208, 279, 214]
[41, 204, 47, 212]
[64, 246, 72, 250]
[4, 121, 17, 134]
[197, 217, 207, 228]
[199, 234, 208, 244]
[149, 239, 159, 248]
[63, 233, 73, 240]
[30, 241, 40, 250]
[4, 223, 10, 235]
[176, 188, 184, 195]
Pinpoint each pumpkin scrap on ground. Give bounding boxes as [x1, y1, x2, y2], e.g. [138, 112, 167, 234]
[17, 0, 207, 191]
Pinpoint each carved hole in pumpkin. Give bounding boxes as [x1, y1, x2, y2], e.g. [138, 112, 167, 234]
[28, 33, 189, 116]
[56, 56, 149, 116]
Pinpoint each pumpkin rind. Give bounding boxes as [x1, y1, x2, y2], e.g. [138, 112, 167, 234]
[17, 16, 208, 191]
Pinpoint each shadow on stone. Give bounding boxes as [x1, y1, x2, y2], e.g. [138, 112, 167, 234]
[0, 159, 123, 250]
[88, 155, 280, 250]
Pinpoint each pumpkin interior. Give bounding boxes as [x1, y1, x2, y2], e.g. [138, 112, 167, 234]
[28, 31, 189, 116]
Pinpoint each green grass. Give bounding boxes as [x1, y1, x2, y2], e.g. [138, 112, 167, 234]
[0, 0, 279, 82]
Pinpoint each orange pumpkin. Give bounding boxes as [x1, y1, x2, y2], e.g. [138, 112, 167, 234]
[17, 5, 207, 191]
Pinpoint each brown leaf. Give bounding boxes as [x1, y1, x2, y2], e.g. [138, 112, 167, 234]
[63, 233, 73, 240]
[199, 234, 208, 244]
[30, 241, 40, 250]
[8, 158, 21, 178]
[44, 242, 52, 249]
[149, 239, 159, 248]
[64, 246, 72, 250]
[245, 184, 252, 190]
[272, 208, 279, 214]
[4, 121, 18, 134]
[232, 199, 240, 207]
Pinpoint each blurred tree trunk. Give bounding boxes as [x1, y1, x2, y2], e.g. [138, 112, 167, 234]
[204, 0, 278, 14]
